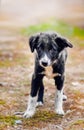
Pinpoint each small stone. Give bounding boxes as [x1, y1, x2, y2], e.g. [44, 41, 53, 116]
[0, 82, 8, 87]
[66, 110, 71, 114]
[14, 112, 24, 115]
[72, 81, 80, 86]
[15, 120, 22, 125]
[10, 83, 16, 87]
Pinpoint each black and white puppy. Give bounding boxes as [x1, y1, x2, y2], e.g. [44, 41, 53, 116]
[23, 32, 73, 118]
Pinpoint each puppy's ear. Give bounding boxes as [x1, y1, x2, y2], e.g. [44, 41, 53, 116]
[29, 35, 39, 52]
[55, 36, 73, 52]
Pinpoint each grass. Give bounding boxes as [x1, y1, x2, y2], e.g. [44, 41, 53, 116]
[0, 111, 62, 129]
[21, 20, 84, 38]
[0, 115, 20, 130]
[0, 99, 6, 105]
[23, 110, 62, 128]
[0, 115, 19, 125]
[67, 119, 84, 130]
[0, 53, 28, 67]
[20, 20, 84, 48]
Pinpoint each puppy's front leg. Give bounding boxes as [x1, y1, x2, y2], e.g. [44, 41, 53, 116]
[23, 74, 42, 118]
[55, 89, 64, 115]
[54, 75, 65, 115]
[23, 95, 37, 118]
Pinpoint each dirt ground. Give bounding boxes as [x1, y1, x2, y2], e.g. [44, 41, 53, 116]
[0, 0, 84, 129]
[0, 29, 84, 130]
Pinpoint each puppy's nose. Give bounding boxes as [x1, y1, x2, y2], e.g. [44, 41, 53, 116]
[42, 61, 48, 67]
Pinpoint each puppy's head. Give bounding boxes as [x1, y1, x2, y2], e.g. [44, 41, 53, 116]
[29, 32, 73, 67]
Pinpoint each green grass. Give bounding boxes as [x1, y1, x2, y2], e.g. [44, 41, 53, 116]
[67, 119, 84, 130]
[0, 115, 20, 129]
[20, 20, 84, 47]
[23, 110, 62, 128]
[0, 111, 62, 129]
[0, 99, 6, 105]
[0, 54, 28, 67]
[21, 20, 84, 38]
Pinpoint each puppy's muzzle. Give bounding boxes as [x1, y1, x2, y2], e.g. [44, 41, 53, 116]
[39, 54, 51, 67]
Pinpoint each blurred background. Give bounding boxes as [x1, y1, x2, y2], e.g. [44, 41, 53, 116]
[0, 0, 84, 130]
[0, 0, 84, 27]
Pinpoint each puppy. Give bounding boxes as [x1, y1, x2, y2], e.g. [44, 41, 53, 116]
[23, 32, 73, 118]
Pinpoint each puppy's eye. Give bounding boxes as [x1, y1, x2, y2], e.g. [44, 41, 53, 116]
[37, 44, 44, 50]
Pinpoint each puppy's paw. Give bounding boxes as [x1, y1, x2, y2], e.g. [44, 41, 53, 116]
[36, 101, 43, 107]
[55, 109, 65, 115]
[23, 110, 35, 118]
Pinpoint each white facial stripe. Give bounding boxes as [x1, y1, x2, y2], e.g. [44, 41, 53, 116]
[39, 53, 51, 66]
[43, 53, 50, 62]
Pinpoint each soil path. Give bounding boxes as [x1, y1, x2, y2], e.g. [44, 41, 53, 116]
[0, 0, 84, 130]
[0, 29, 84, 130]
[0, 32, 84, 130]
